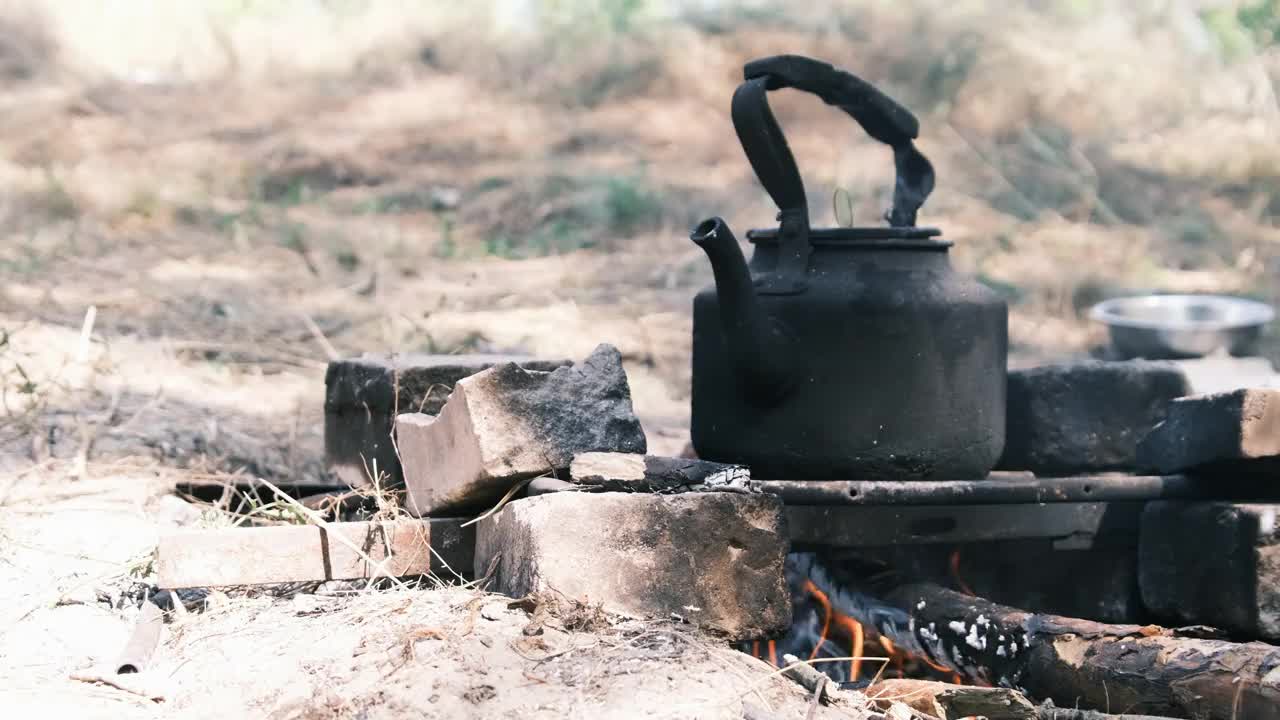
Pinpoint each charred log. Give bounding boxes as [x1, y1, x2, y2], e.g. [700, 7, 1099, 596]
[855, 580, 1280, 720]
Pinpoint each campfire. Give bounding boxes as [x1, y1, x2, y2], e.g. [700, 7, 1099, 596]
[748, 552, 977, 688]
[154, 340, 1280, 719]
[138, 53, 1280, 720]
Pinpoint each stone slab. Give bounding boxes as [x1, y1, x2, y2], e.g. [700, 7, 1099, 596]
[473, 492, 792, 641]
[1139, 501, 1280, 640]
[996, 360, 1191, 475]
[1136, 388, 1280, 476]
[323, 353, 570, 487]
[400, 344, 646, 516]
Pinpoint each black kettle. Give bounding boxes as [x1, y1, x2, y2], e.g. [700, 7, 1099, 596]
[689, 55, 1007, 481]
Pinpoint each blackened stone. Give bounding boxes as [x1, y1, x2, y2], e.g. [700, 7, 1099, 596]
[473, 492, 791, 641]
[1136, 388, 1280, 476]
[323, 353, 570, 487]
[1140, 501, 1280, 640]
[997, 360, 1190, 475]
[400, 344, 647, 516]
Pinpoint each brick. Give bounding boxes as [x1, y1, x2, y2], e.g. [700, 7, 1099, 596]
[399, 344, 646, 516]
[156, 519, 474, 589]
[323, 353, 569, 487]
[474, 492, 791, 641]
[996, 360, 1190, 475]
[1140, 501, 1280, 640]
[1136, 388, 1280, 476]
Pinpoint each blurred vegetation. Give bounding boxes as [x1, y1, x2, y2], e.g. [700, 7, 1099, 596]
[1204, 0, 1280, 58]
[1, 0, 1279, 367]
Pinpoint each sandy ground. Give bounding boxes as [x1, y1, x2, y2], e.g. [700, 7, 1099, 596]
[0, 474, 865, 720]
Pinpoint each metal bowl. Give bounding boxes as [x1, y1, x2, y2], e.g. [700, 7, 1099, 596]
[1089, 294, 1275, 360]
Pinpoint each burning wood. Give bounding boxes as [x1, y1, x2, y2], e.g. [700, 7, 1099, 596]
[752, 551, 1280, 718]
[848, 579, 1280, 718]
[748, 558, 964, 687]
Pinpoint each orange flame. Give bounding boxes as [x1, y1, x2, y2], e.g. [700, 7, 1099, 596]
[802, 579, 833, 661]
[748, 571, 983, 686]
[832, 613, 864, 680]
[949, 548, 976, 597]
[878, 636, 906, 679]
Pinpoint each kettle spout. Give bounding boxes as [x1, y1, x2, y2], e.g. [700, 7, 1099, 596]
[691, 217, 795, 406]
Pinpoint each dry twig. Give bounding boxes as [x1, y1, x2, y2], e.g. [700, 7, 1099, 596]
[254, 476, 411, 591]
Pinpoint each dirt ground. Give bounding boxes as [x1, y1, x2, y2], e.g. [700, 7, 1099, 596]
[3, 476, 867, 720]
[1, 1, 1279, 717]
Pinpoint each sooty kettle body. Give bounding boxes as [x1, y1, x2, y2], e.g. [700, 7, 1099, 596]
[688, 55, 1007, 481]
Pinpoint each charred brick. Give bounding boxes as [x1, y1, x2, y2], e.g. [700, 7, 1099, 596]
[1140, 501, 1280, 640]
[399, 344, 646, 516]
[474, 491, 791, 641]
[1136, 388, 1280, 476]
[324, 353, 569, 487]
[997, 360, 1190, 475]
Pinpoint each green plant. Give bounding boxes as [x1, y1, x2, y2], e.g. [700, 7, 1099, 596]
[436, 215, 457, 259]
[1239, 0, 1280, 46]
[539, 0, 649, 36]
[603, 175, 660, 234]
[277, 222, 306, 253]
[484, 234, 515, 258]
[36, 167, 78, 221]
[1202, 0, 1280, 60]
[475, 177, 510, 193]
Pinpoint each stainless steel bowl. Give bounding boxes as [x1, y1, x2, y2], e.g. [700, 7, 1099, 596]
[1089, 294, 1275, 360]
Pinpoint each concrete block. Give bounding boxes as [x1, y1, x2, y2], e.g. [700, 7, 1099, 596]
[997, 360, 1190, 475]
[1140, 501, 1280, 640]
[399, 344, 646, 516]
[1136, 388, 1280, 476]
[474, 491, 791, 641]
[323, 353, 569, 487]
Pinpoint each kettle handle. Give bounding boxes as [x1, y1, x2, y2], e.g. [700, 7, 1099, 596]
[732, 55, 936, 230]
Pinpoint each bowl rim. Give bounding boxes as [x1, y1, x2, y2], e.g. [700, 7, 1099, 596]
[1088, 294, 1276, 331]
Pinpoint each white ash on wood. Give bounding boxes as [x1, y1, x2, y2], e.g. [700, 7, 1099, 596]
[1137, 388, 1280, 476]
[847, 579, 1280, 720]
[398, 344, 646, 517]
[324, 353, 571, 487]
[473, 491, 791, 642]
[156, 519, 473, 588]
